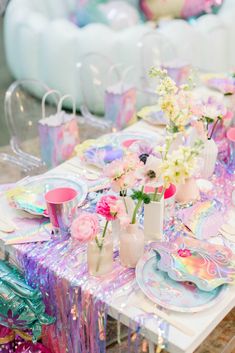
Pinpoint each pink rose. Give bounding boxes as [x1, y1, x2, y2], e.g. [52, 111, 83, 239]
[71, 212, 99, 243]
[96, 195, 119, 221]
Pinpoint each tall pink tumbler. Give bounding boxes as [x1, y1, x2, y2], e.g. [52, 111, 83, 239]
[45, 187, 78, 238]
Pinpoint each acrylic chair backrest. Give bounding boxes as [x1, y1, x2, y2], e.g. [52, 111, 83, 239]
[76, 52, 122, 116]
[139, 30, 177, 80]
[4, 79, 60, 161]
[137, 30, 179, 105]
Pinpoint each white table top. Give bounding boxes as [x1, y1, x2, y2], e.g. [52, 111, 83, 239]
[0, 120, 234, 353]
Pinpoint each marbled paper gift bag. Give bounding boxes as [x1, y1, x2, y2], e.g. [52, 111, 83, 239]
[104, 81, 137, 130]
[38, 94, 79, 168]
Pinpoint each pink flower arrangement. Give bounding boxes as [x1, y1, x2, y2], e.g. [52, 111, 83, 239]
[71, 212, 99, 243]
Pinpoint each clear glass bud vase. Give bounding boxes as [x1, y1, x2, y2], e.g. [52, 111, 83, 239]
[87, 232, 113, 277]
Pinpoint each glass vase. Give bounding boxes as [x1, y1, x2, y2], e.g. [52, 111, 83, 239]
[87, 232, 113, 277]
[119, 224, 144, 268]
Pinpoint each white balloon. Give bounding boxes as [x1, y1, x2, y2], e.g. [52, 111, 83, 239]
[98, 1, 140, 30]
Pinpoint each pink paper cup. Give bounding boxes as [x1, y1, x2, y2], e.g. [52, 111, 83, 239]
[45, 187, 78, 238]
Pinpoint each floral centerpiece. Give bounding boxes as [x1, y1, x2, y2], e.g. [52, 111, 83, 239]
[71, 196, 129, 276]
[104, 153, 152, 267]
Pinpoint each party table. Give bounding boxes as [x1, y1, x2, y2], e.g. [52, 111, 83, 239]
[0, 120, 234, 353]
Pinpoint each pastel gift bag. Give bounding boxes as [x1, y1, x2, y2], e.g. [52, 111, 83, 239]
[38, 93, 79, 168]
[104, 68, 137, 130]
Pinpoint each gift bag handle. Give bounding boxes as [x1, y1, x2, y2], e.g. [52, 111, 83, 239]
[57, 94, 76, 116]
[42, 90, 61, 119]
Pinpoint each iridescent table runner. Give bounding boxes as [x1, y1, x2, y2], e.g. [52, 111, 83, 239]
[0, 139, 234, 353]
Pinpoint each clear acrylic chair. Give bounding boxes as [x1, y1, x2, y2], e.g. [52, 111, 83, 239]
[3, 79, 60, 175]
[76, 53, 123, 138]
[138, 31, 179, 105]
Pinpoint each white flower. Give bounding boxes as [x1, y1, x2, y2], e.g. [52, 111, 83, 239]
[137, 156, 163, 186]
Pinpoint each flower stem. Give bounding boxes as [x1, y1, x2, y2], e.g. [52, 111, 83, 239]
[209, 118, 220, 139]
[153, 187, 159, 202]
[131, 186, 144, 224]
[121, 189, 128, 214]
[95, 220, 109, 273]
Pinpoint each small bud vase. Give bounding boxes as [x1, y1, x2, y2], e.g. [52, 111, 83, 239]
[144, 197, 164, 241]
[87, 232, 113, 277]
[119, 224, 144, 268]
[112, 195, 135, 242]
[175, 177, 200, 204]
[200, 138, 218, 179]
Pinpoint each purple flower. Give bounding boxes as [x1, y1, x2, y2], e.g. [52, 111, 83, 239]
[130, 141, 157, 164]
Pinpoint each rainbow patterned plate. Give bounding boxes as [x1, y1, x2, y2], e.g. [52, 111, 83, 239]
[136, 250, 227, 313]
[6, 174, 88, 217]
[150, 238, 235, 292]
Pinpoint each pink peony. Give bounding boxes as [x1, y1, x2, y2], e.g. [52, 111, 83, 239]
[96, 195, 130, 224]
[71, 212, 99, 243]
[96, 195, 119, 221]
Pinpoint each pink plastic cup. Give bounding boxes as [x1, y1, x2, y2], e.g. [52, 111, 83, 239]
[45, 187, 78, 238]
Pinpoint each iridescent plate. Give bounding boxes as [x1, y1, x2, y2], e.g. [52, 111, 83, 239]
[137, 105, 168, 126]
[150, 238, 235, 291]
[6, 174, 88, 216]
[136, 250, 227, 313]
[80, 131, 162, 167]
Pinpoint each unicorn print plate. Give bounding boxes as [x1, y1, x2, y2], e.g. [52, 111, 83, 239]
[136, 250, 226, 313]
[150, 238, 235, 291]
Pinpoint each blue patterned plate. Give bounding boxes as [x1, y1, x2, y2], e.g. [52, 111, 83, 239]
[136, 250, 227, 313]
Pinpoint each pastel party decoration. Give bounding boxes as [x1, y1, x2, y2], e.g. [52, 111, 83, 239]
[104, 84, 137, 130]
[38, 112, 79, 168]
[15, 342, 52, 353]
[0, 261, 55, 341]
[150, 237, 235, 291]
[140, 0, 223, 20]
[38, 94, 79, 168]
